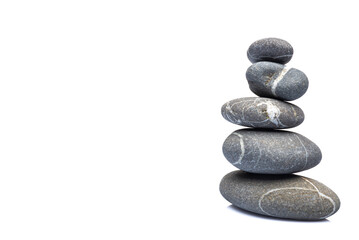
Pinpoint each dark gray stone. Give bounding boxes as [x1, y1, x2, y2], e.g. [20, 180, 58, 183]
[246, 62, 309, 101]
[222, 129, 321, 174]
[220, 170, 340, 220]
[221, 97, 304, 129]
[247, 38, 293, 64]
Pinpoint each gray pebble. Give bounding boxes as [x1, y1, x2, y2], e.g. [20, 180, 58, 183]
[247, 38, 293, 64]
[221, 97, 304, 129]
[220, 170, 340, 220]
[246, 62, 309, 101]
[222, 129, 322, 174]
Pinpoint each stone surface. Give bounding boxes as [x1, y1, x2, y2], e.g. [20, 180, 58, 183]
[222, 129, 322, 174]
[221, 97, 304, 129]
[246, 62, 309, 101]
[247, 38, 293, 64]
[220, 170, 340, 220]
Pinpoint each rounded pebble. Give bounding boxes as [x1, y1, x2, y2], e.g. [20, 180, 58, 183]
[222, 129, 322, 174]
[247, 38, 293, 64]
[221, 97, 304, 129]
[246, 62, 309, 101]
[220, 170, 340, 220]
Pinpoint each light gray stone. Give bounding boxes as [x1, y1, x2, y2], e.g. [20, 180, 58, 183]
[247, 38, 293, 64]
[220, 170, 340, 220]
[221, 97, 304, 129]
[222, 129, 322, 174]
[246, 62, 309, 101]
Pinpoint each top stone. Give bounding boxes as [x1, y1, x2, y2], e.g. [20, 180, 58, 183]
[247, 38, 294, 64]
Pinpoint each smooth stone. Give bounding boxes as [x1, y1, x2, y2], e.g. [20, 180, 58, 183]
[221, 97, 304, 129]
[247, 38, 294, 64]
[246, 62, 309, 101]
[222, 129, 322, 174]
[220, 170, 340, 220]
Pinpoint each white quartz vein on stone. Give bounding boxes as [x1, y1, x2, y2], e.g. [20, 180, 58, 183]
[301, 177, 336, 219]
[226, 99, 257, 124]
[257, 101, 287, 127]
[239, 99, 257, 122]
[294, 135, 308, 170]
[226, 98, 290, 127]
[258, 187, 318, 216]
[271, 67, 289, 96]
[231, 132, 245, 165]
[225, 101, 239, 123]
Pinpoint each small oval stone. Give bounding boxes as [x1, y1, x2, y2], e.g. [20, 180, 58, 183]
[221, 97, 304, 129]
[246, 62, 309, 101]
[220, 170, 340, 220]
[247, 38, 293, 64]
[222, 129, 322, 174]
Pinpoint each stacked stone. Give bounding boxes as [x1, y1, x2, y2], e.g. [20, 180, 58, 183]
[219, 38, 340, 220]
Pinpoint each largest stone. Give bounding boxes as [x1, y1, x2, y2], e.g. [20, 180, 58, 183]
[223, 129, 322, 174]
[220, 170, 340, 220]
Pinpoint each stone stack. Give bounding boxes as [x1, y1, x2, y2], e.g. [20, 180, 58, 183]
[219, 38, 340, 220]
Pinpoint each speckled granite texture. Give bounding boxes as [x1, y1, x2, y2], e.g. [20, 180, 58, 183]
[246, 62, 308, 101]
[222, 129, 322, 174]
[247, 38, 293, 64]
[220, 171, 340, 220]
[221, 97, 304, 129]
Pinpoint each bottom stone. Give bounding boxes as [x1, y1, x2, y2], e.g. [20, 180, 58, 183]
[220, 170, 340, 220]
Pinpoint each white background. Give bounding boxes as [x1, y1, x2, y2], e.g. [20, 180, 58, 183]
[0, 0, 358, 239]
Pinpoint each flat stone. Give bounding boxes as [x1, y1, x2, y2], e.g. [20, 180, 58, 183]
[220, 170, 340, 220]
[246, 62, 309, 101]
[221, 97, 304, 129]
[247, 38, 293, 64]
[222, 129, 322, 174]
